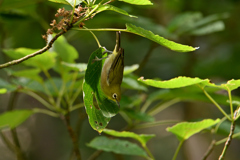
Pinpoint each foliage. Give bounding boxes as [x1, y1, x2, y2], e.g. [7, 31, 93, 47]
[0, 0, 240, 160]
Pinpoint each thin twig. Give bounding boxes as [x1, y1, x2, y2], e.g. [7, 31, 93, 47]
[218, 110, 237, 160]
[0, 131, 16, 152]
[0, 28, 69, 69]
[199, 86, 231, 121]
[6, 91, 26, 160]
[103, 0, 115, 5]
[202, 140, 216, 160]
[64, 112, 82, 160]
[87, 150, 103, 160]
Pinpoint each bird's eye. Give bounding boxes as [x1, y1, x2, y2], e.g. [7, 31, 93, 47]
[112, 93, 117, 99]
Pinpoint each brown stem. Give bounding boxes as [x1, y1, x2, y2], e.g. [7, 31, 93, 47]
[202, 140, 216, 160]
[0, 26, 70, 69]
[87, 150, 103, 160]
[218, 119, 235, 160]
[64, 113, 82, 160]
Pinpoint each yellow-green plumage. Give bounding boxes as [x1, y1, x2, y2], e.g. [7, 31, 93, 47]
[100, 32, 124, 106]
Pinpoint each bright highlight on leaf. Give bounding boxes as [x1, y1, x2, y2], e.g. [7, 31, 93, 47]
[87, 136, 148, 157]
[123, 64, 139, 75]
[119, 0, 153, 5]
[167, 119, 220, 141]
[0, 110, 33, 130]
[138, 76, 209, 89]
[0, 88, 7, 94]
[126, 24, 197, 52]
[103, 129, 155, 147]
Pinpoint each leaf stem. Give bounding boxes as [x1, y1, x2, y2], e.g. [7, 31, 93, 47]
[134, 120, 180, 129]
[201, 87, 231, 121]
[73, 1, 103, 27]
[33, 108, 60, 117]
[227, 88, 233, 119]
[70, 0, 77, 24]
[20, 90, 56, 111]
[83, 26, 101, 47]
[143, 145, 155, 160]
[172, 140, 184, 160]
[148, 98, 180, 116]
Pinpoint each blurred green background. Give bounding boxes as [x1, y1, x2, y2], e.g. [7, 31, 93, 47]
[0, 0, 240, 160]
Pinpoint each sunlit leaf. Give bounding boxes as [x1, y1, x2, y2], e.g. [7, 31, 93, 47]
[123, 64, 139, 75]
[103, 129, 155, 147]
[119, 0, 153, 5]
[61, 62, 87, 72]
[126, 24, 197, 52]
[122, 76, 147, 91]
[88, 136, 148, 157]
[0, 110, 33, 130]
[167, 119, 220, 141]
[0, 88, 7, 94]
[138, 76, 209, 89]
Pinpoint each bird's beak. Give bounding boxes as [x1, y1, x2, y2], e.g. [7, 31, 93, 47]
[115, 99, 120, 108]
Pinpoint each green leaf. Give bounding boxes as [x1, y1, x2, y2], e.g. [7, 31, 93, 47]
[48, 0, 83, 7]
[138, 76, 209, 89]
[122, 74, 147, 91]
[119, 0, 153, 5]
[61, 62, 87, 72]
[87, 136, 148, 157]
[167, 12, 229, 36]
[103, 129, 155, 147]
[219, 79, 240, 91]
[0, 88, 7, 94]
[189, 21, 225, 36]
[126, 23, 197, 52]
[0, 110, 33, 130]
[83, 48, 119, 133]
[167, 119, 220, 141]
[96, 4, 137, 18]
[53, 35, 79, 63]
[123, 64, 139, 75]
[12, 68, 43, 83]
[3, 48, 57, 71]
[0, 78, 17, 91]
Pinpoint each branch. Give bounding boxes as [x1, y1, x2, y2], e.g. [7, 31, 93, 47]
[218, 110, 237, 160]
[202, 140, 216, 160]
[0, 27, 69, 69]
[63, 112, 82, 160]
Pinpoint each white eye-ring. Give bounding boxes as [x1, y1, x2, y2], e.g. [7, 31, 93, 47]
[112, 93, 117, 99]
